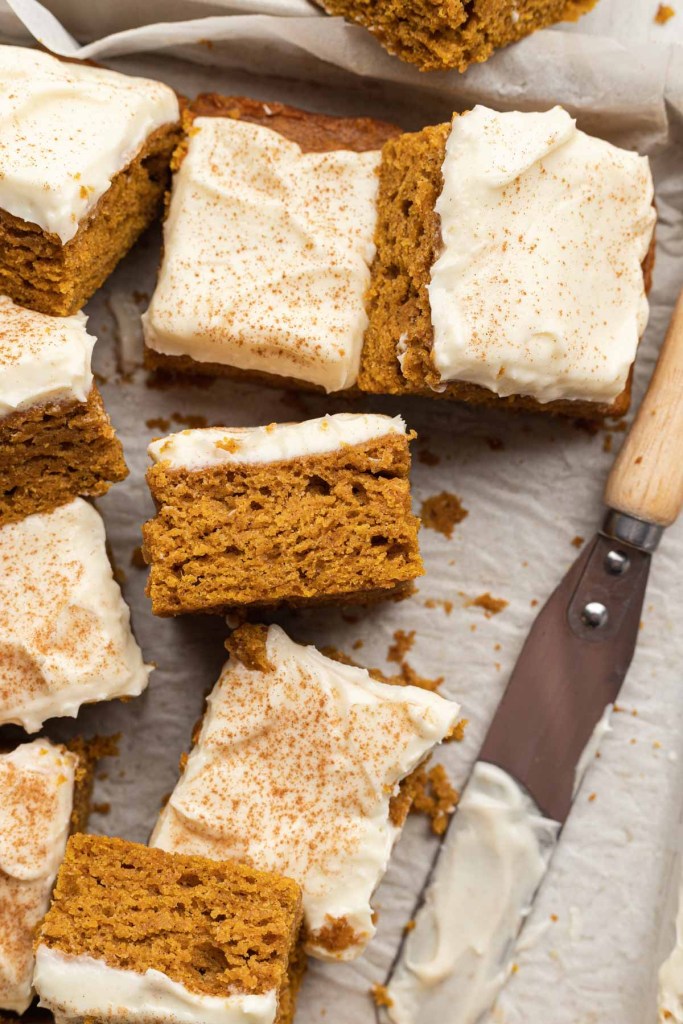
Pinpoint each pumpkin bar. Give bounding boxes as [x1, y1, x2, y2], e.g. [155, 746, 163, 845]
[34, 835, 304, 1024]
[150, 623, 461, 961]
[143, 95, 399, 392]
[0, 46, 180, 316]
[358, 105, 657, 419]
[142, 412, 423, 616]
[0, 738, 100, 1015]
[0, 296, 127, 525]
[314, 0, 597, 72]
[0, 497, 150, 733]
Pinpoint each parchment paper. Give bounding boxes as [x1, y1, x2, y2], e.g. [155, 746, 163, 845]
[0, 3, 682, 1021]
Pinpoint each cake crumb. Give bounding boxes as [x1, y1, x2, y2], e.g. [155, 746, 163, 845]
[445, 718, 468, 743]
[418, 448, 440, 466]
[215, 437, 241, 453]
[603, 433, 613, 453]
[486, 436, 505, 451]
[171, 411, 208, 429]
[410, 763, 459, 835]
[145, 416, 171, 431]
[655, 3, 675, 22]
[371, 984, 394, 1009]
[404, 918, 416, 933]
[571, 535, 585, 548]
[130, 545, 146, 569]
[387, 629, 415, 664]
[352, 639, 364, 651]
[468, 592, 508, 616]
[424, 597, 453, 615]
[421, 492, 468, 538]
[225, 624, 273, 672]
[91, 802, 111, 815]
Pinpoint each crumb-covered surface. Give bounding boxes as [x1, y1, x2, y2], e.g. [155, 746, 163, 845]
[13, 33, 683, 1024]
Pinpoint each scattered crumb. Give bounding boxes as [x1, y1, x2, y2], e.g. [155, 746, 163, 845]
[603, 433, 613, 454]
[352, 639, 364, 651]
[588, 792, 597, 802]
[387, 629, 416, 664]
[470, 624, 477, 632]
[91, 802, 111, 815]
[571, 536, 585, 549]
[404, 919, 416, 933]
[171, 411, 208, 429]
[130, 545, 146, 569]
[424, 598, 453, 615]
[371, 985, 394, 1009]
[494, 643, 501, 651]
[146, 416, 171, 432]
[373, 660, 444, 693]
[655, 3, 675, 21]
[418, 448, 440, 466]
[550, 913, 558, 922]
[573, 418, 600, 436]
[486, 436, 505, 451]
[410, 764, 459, 835]
[468, 592, 508, 617]
[530, 599, 538, 608]
[420, 492, 469, 539]
[445, 718, 468, 743]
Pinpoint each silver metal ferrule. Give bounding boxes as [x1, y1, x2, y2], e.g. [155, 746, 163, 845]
[602, 509, 664, 552]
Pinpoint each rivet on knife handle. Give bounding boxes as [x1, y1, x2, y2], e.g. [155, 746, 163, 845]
[604, 290, 683, 529]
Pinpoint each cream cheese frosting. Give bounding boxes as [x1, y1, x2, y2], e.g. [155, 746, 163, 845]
[150, 624, 460, 961]
[0, 45, 178, 244]
[387, 762, 560, 1024]
[0, 295, 94, 418]
[142, 117, 380, 392]
[0, 740, 77, 1014]
[34, 948, 278, 1024]
[147, 413, 407, 471]
[428, 106, 656, 404]
[0, 498, 151, 732]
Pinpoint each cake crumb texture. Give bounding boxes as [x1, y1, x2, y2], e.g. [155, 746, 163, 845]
[420, 492, 469, 539]
[38, 834, 303, 1020]
[315, 0, 597, 71]
[0, 386, 127, 525]
[144, 434, 423, 615]
[0, 124, 180, 317]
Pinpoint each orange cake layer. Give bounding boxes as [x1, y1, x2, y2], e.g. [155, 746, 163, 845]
[143, 426, 423, 616]
[314, 0, 597, 72]
[0, 386, 128, 525]
[37, 835, 303, 1024]
[144, 95, 400, 388]
[358, 120, 656, 419]
[0, 122, 180, 317]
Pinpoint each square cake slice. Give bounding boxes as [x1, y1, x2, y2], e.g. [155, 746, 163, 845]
[0, 497, 150, 733]
[143, 96, 399, 393]
[314, 0, 596, 72]
[0, 46, 180, 316]
[0, 296, 127, 525]
[34, 835, 304, 1024]
[0, 738, 96, 1015]
[359, 105, 657, 419]
[150, 624, 461, 961]
[142, 412, 423, 616]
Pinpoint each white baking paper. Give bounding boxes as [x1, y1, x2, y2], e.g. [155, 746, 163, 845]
[0, 3, 682, 1022]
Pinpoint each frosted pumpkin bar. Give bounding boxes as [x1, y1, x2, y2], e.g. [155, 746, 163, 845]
[314, 0, 597, 72]
[34, 835, 304, 1024]
[0, 739, 99, 1015]
[359, 105, 656, 419]
[142, 95, 399, 392]
[0, 46, 180, 316]
[142, 413, 423, 616]
[0, 498, 150, 732]
[150, 623, 461, 960]
[0, 296, 127, 525]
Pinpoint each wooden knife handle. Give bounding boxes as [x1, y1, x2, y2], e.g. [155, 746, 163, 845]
[605, 291, 683, 527]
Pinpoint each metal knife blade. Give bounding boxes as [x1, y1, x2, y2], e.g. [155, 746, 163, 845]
[479, 529, 651, 823]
